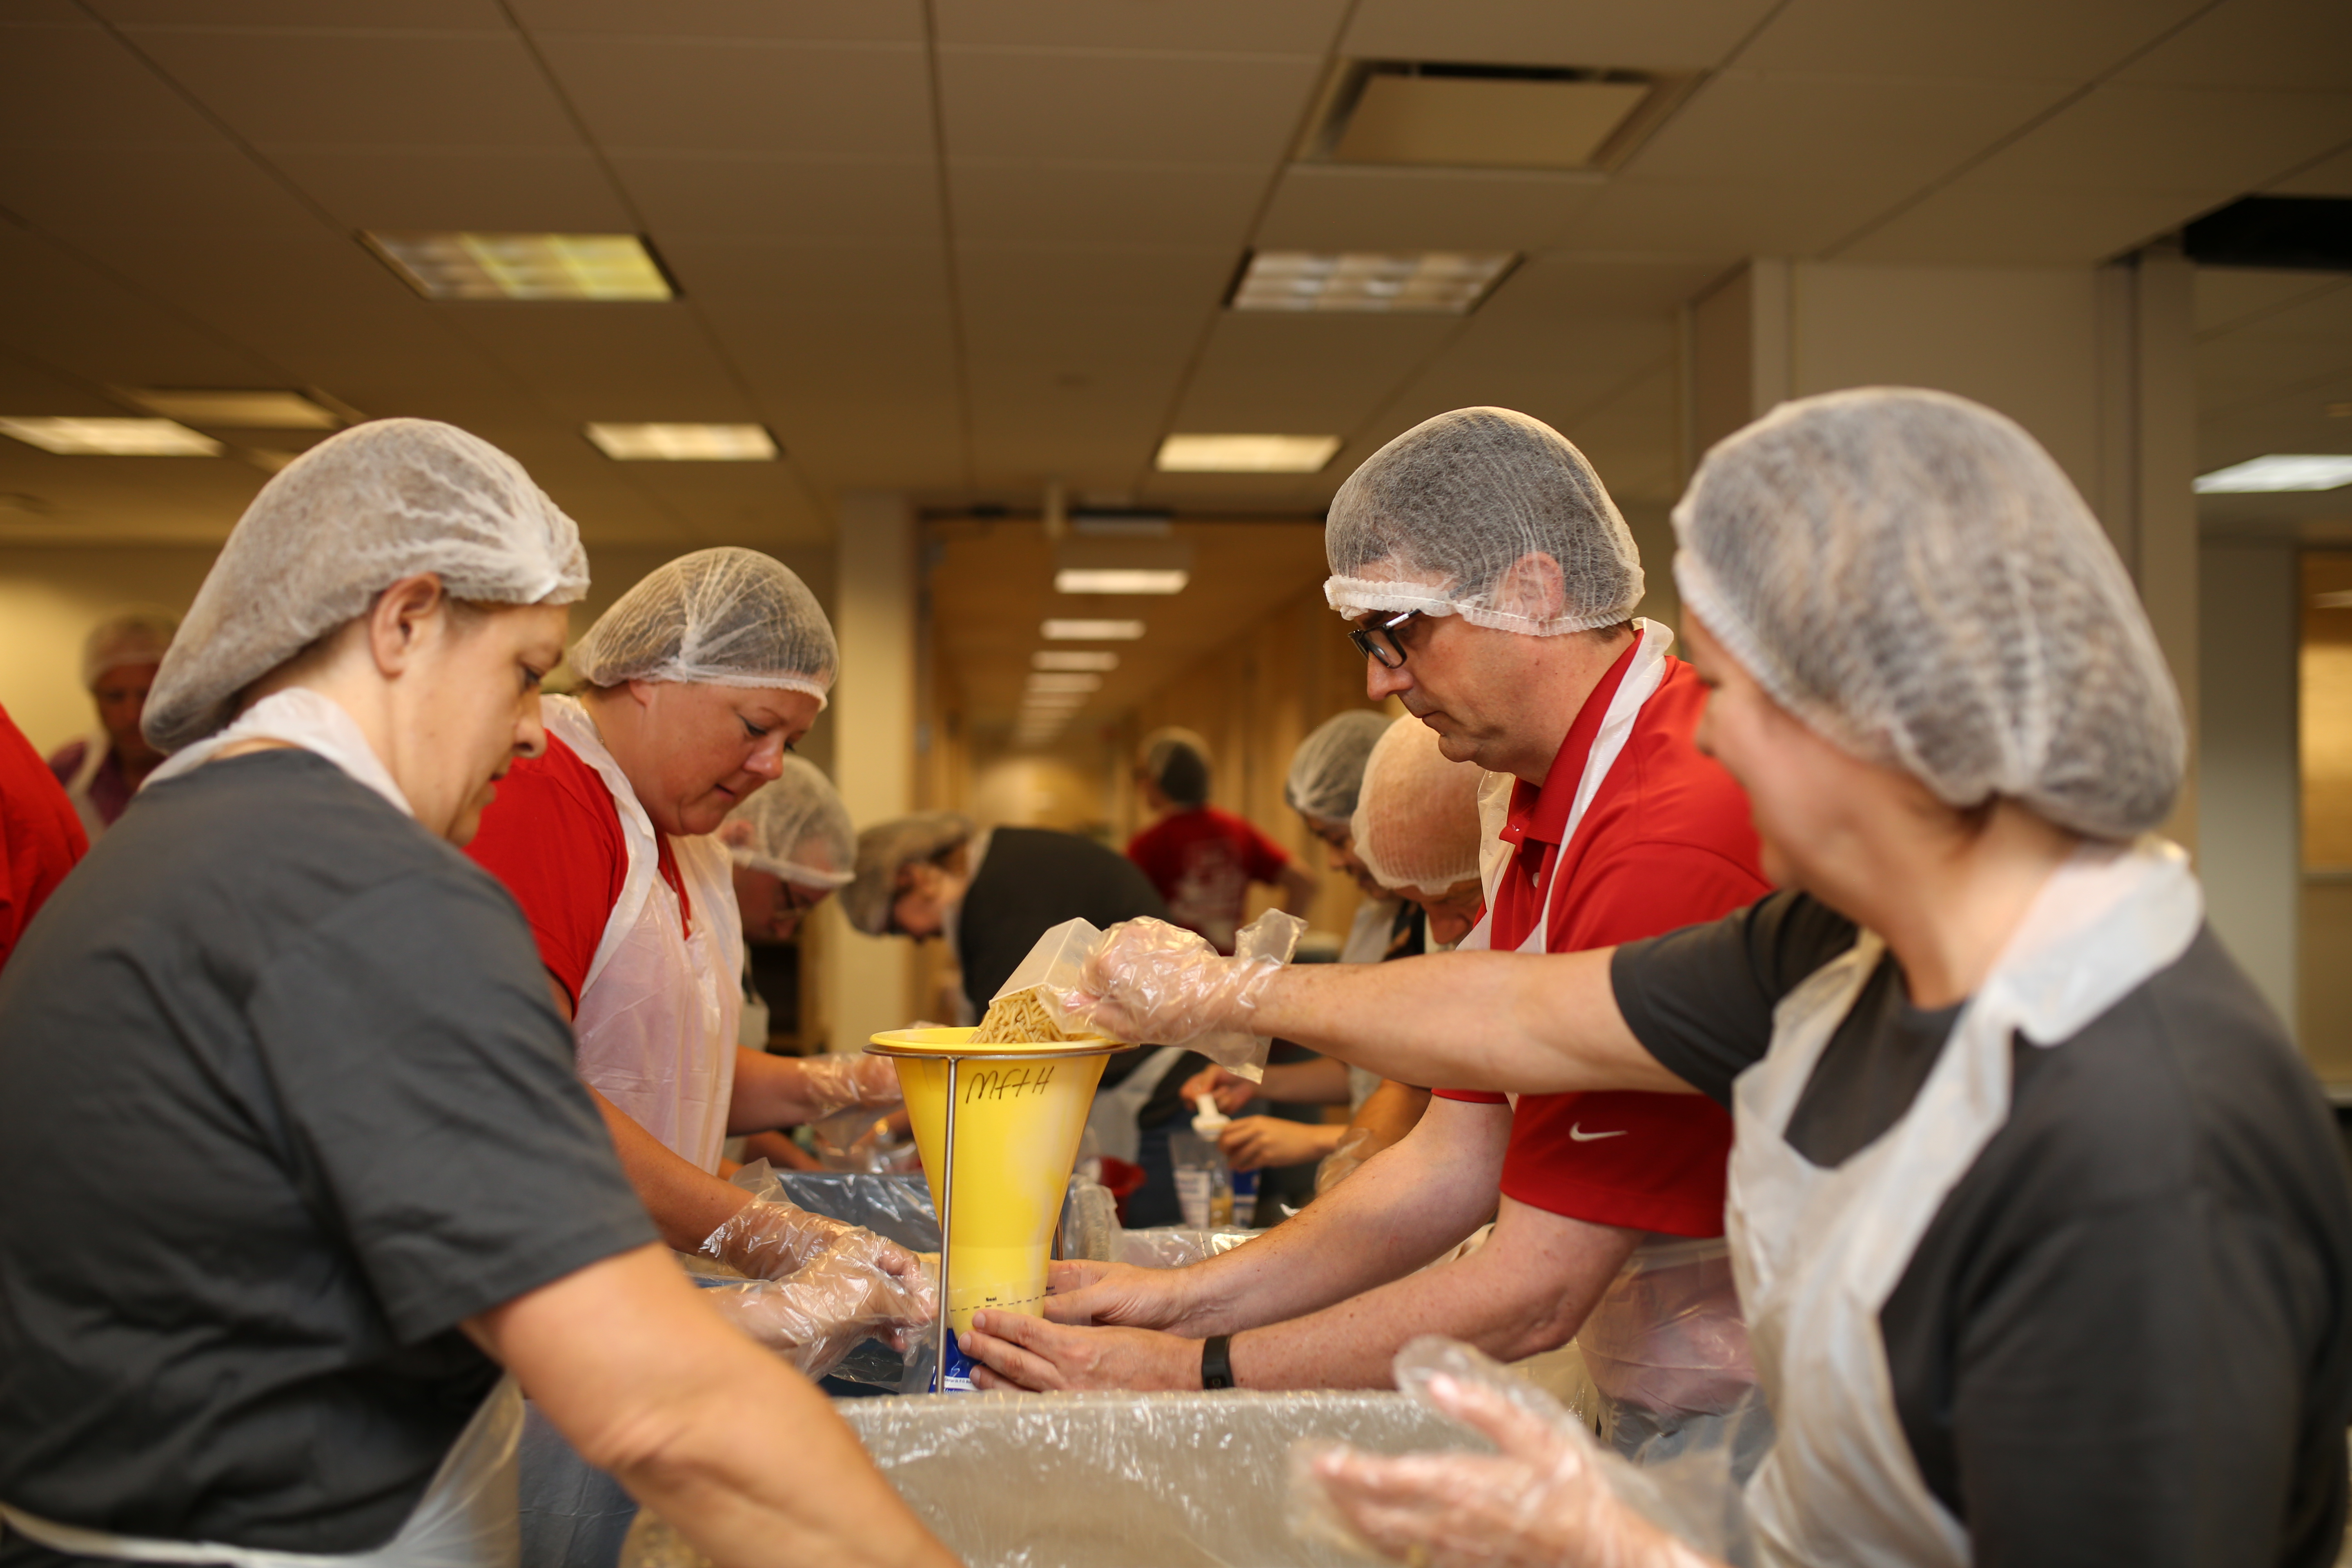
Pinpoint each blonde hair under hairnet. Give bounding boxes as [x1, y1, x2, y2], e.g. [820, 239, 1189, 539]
[1351, 717, 1486, 893]
[568, 546, 835, 705]
[845, 813, 974, 936]
[146, 419, 588, 753]
[1285, 709, 1393, 824]
[1325, 407, 1643, 637]
[719, 758, 855, 889]
[82, 608, 178, 688]
[1673, 386, 2184, 840]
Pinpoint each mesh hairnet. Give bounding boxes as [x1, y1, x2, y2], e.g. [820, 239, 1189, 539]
[1673, 387, 2185, 840]
[1350, 717, 1486, 893]
[844, 813, 974, 936]
[1140, 727, 1212, 810]
[722, 758, 856, 889]
[1325, 407, 1644, 637]
[569, 546, 836, 704]
[82, 608, 178, 688]
[1284, 710, 1394, 824]
[146, 419, 588, 753]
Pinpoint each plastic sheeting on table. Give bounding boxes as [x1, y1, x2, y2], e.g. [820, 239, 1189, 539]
[621, 1390, 1485, 1568]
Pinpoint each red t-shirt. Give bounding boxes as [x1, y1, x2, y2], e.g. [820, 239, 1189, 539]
[1125, 805, 1294, 955]
[1, 704, 88, 973]
[464, 735, 691, 1011]
[1437, 639, 1766, 1237]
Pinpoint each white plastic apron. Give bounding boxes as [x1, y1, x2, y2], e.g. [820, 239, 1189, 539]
[62, 728, 111, 842]
[545, 698, 742, 1174]
[2, 1381, 523, 1568]
[1086, 1047, 1184, 1165]
[1729, 838, 2202, 1568]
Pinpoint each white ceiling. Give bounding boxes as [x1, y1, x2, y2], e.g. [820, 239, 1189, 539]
[0, 0, 2346, 546]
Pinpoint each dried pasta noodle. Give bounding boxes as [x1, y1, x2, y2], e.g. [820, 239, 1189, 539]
[971, 986, 1087, 1045]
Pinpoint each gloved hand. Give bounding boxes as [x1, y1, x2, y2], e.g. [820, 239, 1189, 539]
[1066, 918, 1284, 1046]
[1315, 1126, 1374, 1195]
[793, 1052, 902, 1118]
[1290, 1341, 1724, 1568]
[699, 1192, 922, 1286]
[697, 1241, 938, 1380]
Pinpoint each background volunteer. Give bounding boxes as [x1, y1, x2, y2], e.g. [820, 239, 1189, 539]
[43, 608, 176, 841]
[1126, 726, 1316, 954]
[1092, 391, 2352, 1568]
[0, 419, 952, 1568]
[463, 548, 922, 1325]
[962, 406, 1764, 1400]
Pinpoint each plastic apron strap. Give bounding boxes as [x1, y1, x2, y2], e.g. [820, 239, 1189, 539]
[2, 1381, 524, 1568]
[1086, 1046, 1184, 1166]
[64, 730, 109, 842]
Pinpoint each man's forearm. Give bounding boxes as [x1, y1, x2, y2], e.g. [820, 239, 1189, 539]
[595, 1090, 752, 1251]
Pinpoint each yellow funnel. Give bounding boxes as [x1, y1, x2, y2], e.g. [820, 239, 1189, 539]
[869, 1028, 1116, 1337]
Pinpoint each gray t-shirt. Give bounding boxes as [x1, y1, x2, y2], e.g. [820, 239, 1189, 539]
[0, 751, 655, 1566]
[1612, 891, 2352, 1568]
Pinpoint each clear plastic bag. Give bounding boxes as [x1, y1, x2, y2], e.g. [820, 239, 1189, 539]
[1577, 1238, 1761, 1465]
[1117, 1226, 1257, 1269]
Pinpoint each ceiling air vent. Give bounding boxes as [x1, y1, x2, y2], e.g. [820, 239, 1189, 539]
[1303, 61, 1694, 174]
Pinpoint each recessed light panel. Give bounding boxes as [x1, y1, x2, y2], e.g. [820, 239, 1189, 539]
[1156, 434, 1341, 473]
[1033, 650, 1119, 672]
[0, 417, 221, 456]
[129, 390, 339, 429]
[365, 232, 673, 301]
[2194, 454, 2352, 493]
[585, 423, 777, 461]
[1055, 568, 1189, 595]
[1043, 619, 1145, 640]
[1026, 672, 1103, 695]
[1232, 251, 1515, 315]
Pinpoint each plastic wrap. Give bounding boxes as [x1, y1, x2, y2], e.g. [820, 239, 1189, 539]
[1056, 1174, 1121, 1264]
[1578, 1238, 1759, 1464]
[1290, 1337, 1756, 1568]
[1316, 1125, 1374, 1195]
[622, 1389, 1482, 1568]
[695, 1244, 931, 1380]
[1118, 1227, 1256, 1269]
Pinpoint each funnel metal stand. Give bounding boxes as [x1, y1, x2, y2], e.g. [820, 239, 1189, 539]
[935, 1055, 957, 1395]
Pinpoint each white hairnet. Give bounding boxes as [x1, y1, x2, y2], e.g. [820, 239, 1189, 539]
[720, 757, 855, 889]
[1138, 726, 1212, 810]
[82, 608, 178, 688]
[845, 813, 973, 936]
[146, 419, 588, 753]
[1325, 407, 1644, 637]
[1284, 710, 1393, 824]
[1673, 387, 2185, 840]
[568, 546, 835, 704]
[1350, 716, 1486, 893]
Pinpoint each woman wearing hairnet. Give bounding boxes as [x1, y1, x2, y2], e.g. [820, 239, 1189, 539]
[44, 607, 176, 840]
[461, 548, 924, 1330]
[1066, 390, 2352, 1568]
[0, 421, 953, 1568]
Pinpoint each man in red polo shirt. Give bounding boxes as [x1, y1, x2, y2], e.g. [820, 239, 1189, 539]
[960, 409, 1765, 1433]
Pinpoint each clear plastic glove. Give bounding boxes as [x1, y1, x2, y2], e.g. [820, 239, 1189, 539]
[697, 1240, 938, 1380]
[699, 1191, 922, 1285]
[1316, 1125, 1374, 1196]
[1066, 917, 1283, 1046]
[1290, 1339, 1730, 1568]
[793, 1052, 902, 1118]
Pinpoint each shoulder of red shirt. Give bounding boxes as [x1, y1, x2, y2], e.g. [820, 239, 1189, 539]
[1, 706, 87, 969]
[462, 735, 628, 1011]
[1127, 806, 1292, 878]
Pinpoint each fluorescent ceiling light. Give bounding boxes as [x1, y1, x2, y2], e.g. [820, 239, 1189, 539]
[365, 232, 673, 301]
[2194, 454, 2352, 493]
[2313, 590, 2352, 609]
[1156, 433, 1341, 473]
[585, 423, 776, 461]
[1027, 672, 1103, 694]
[1034, 650, 1118, 672]
[1056, 568, 1188, 595]
[0, 417, 221, 456]
[129, 390, 338, 429]
[1043, 618, 1146, 641]
[1231, 250, 1515, 315]
[1072, 510, 1172, 537]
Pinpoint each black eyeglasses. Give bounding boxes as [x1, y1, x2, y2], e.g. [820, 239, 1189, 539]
[1348, 609, 1423, 670]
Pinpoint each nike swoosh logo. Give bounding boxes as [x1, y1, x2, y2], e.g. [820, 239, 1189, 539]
[1569, 1124, 1627, 1142]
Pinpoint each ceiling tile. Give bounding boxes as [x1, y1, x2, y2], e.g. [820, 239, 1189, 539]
[1835, 183, 2224, 265]
[0, 224, 285, 389]
[0, 25, 223, 143]
[2197, 270, 2350, 336]
[1255, 165, 1604, 252]
[653, 236, 952, 307]
[955, 244, 1236, 315]
[1342, 0, 1780, 72]
[1501, 253, 1733, 316]
[1952, 84, 2352, 193]
[0, 143, 320, 238]
[2267, 143, 2352, 196]
[614, 153, 940, 244]
[91, 1, 504, 24]
[537, 36, 932, 156]
[937, 49, 1323, 165]
[0, 2, 98, 23]
[125, 30, 582, 148]
[1172, 312, 1458, 432]
[1552, 176, 1887, 258]
[949, 161, 1265, 248]
[933, 0, 1344, 53]
[1735, 0, 2208, 83]
[510, 0, 922, 42]
[266, 146, 631, 230]
[2117, 0, 2352, 92]
[0, 352, 120, 416]
[441, 307, 753, 418]
[1628, 73, 2067, 188]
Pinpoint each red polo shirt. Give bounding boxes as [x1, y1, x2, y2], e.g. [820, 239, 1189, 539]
[1, 704, 87, 974]
[1437, 636, 1766, 1237]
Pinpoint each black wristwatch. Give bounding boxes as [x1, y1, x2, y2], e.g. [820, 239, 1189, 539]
[1200, 1334, 1235, 1390]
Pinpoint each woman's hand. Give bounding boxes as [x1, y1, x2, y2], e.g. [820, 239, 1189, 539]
[1220, 1116, 1341, 1172]
[1178, 1063, 1256, 1114]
